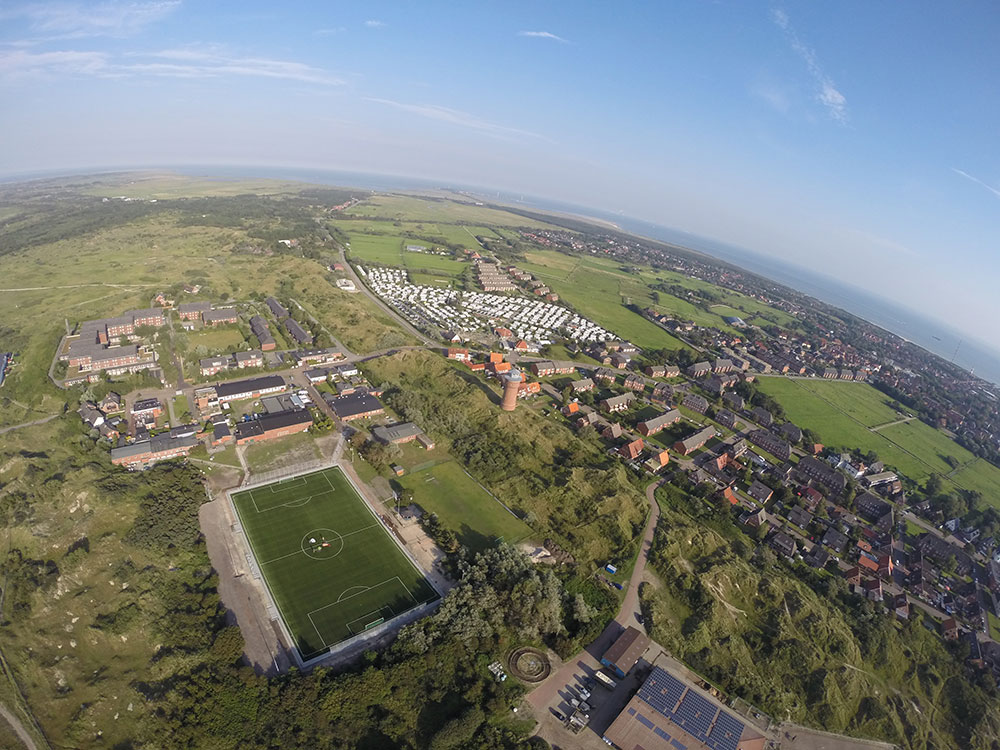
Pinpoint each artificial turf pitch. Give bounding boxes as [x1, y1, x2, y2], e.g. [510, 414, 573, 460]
[231, 466, 438, 660]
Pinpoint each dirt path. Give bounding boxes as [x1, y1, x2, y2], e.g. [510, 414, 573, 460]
[0, 703, 39, 750]
[0, 283, 158, 292]
[199, 499, 290, 675]
[869, 416, 915, 432]
[0, 414, 60, 436]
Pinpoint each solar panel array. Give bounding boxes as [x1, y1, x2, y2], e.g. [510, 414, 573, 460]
[636, 667, 747, 750]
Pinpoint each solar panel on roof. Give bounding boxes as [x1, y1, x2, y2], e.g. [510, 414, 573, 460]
[654, 727, 672, 741]
[636, 713, 655, 730]
[670, 740, 687, 750]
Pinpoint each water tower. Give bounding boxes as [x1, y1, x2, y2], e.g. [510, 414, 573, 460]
[501, 370, 522, 412]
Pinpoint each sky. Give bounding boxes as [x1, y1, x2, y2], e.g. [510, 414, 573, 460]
[1, 1, 998, 355]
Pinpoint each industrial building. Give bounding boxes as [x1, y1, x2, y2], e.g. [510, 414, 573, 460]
[603, 661, 766, 750]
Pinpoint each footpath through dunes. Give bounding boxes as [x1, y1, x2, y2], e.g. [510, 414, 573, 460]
[230, 466, 437, 660]
[526, 478, 662, 713]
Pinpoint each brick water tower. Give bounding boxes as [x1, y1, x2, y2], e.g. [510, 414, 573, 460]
[501, 370, 522, 411]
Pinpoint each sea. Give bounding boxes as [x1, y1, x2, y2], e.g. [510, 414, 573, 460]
[20, 163, 1000, 387]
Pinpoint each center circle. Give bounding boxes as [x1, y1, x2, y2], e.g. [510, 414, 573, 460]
[301, 528, 345, 560]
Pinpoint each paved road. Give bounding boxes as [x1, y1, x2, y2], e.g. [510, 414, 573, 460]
[0, 703, 40, 750]
[336, 247, 435, 346]
[617, 479, 663, 626]
[0, 414, 60, 436]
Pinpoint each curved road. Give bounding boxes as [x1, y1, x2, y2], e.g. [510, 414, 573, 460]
[526, 478, 662, 712]
[0, 704, 39, 750]
[336, 247, 435, 346]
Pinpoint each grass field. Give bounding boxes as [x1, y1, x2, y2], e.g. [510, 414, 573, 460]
[184, 326, 246, 351]
[344, 194, 561, 228]
[395, 460, 532, 551]
[231, 467, 438, 659]
[757, 376, 1000, 501]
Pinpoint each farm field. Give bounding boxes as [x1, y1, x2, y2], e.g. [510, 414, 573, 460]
[757, 377, 900, 428]
[340, 227, 468, 275]
[231, 467, 438, 659]
[757, 376, 1000, 501]
[529, 264, 693, 350]
[950, 459, 1000, 500]
[343, 194, 562, 228]
[344, 233, 407, 265]
[878, 420, 977, 477]
[395, 460, 532, 552]
[520, 249, 800, 341]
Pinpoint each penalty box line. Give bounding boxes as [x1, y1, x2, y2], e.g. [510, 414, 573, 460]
[305, 576, 425, 649]
[248, 485, 336, 514]
[256, 522, 382, 566]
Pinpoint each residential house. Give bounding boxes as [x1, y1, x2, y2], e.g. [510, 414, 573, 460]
[600, 394, 634, 413]
[99, 392, 122, 413]
[788, 506, 813, 529]
[637, 410, 681, 436]
[687, 361, 711, 378]
[715, 409, 736, 429]
[748, 429, 791, 461]
[200, 356, 230, 377]
[178, 301, 212, 321]
[769, 531, 798, 559]
[623, 374, 645, 392]
[723, 392, 745, 410]
[215, 375, 285, 403]
[683, 393, 709, 414]
[284, 318, 313, 345]
[203, 308, 238, 326]
[778, 422, 803, 443]
[234, 350, 264, 369]
[620, 438, 644, 460]
[594, 367, 617, 384]
[571, 377, 594, 393]
[651, 382, 674, 403]
[673, 426, 715, 456]
[750, 406, 773, 427]
[747, 480, 774, 504]
[266, 297, 289, 319]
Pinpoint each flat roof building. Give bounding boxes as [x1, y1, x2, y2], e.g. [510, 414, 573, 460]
[603, 662, 766, 750]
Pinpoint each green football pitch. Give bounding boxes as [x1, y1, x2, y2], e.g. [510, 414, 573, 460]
[231, 467, 438, 660]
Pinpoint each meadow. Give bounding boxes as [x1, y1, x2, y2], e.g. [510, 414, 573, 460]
[396, 460, 533, 552]
[756, 376, 1000, 500]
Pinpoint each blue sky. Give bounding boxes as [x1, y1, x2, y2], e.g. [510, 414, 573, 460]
[1, 1, 998, 354]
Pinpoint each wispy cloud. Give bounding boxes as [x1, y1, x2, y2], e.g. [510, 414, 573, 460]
[770, 8, 847, 124]
[952, 168, 1000, 200]
[0, 46, 343, 85]
[364, 19, 384, 28]
[750, 80, 790, 114]
[847, 229, 917, 258]
[366, 97, 546, 141]
[0, 48, 110, 77]
[517, 30, 569, 43]
[1, 1, 180, 39]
